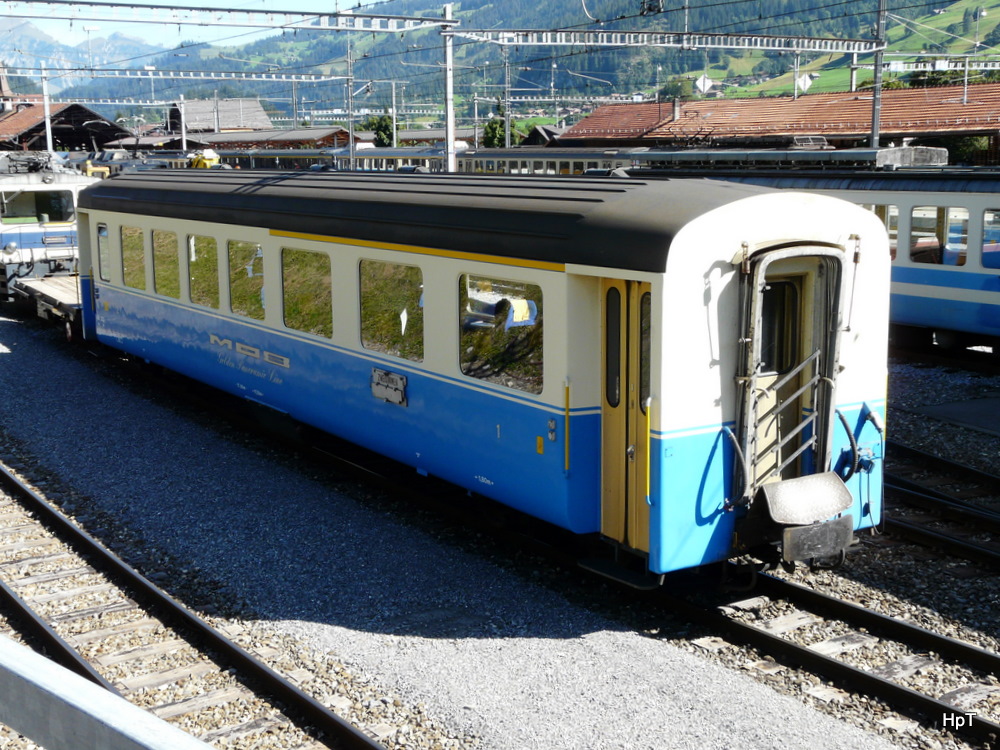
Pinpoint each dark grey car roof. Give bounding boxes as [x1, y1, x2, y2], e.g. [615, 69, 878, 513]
[80, 171, 771, 273]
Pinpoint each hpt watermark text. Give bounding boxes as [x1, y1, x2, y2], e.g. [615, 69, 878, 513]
[942, 711, 976, 729]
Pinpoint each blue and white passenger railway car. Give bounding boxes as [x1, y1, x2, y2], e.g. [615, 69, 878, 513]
[75, 171, 888, 580]
[0, 153, 97, 302]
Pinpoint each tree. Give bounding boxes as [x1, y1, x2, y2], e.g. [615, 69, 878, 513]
[658, 77, 694, 100]
[482, 99, 520, 147]
[359, 114, 395, 147]
[482, 116, 506, 148]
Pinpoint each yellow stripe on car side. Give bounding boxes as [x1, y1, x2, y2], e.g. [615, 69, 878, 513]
[271, 229, 566, 272]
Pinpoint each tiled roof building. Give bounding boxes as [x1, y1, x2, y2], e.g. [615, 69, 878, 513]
[0, 100, 129, 151]
[561, 83, 1000, 149]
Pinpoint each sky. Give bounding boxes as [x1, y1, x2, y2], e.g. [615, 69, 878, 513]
[10, 0, 384, 48]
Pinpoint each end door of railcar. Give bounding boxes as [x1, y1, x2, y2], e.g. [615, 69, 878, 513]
[733, 245, 855, 563]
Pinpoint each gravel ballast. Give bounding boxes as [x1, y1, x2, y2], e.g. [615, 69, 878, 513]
[0, 312, 965, 749]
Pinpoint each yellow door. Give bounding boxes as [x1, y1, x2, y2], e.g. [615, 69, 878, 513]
[601, 279, 652, 552]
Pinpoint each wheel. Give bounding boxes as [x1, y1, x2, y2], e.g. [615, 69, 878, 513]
[889, 324, 932, 349]
[933, 329, 967, 351]
[64, 318, 81, 344]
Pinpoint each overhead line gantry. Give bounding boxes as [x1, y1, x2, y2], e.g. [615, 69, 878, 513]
[0, 0, 452, 33]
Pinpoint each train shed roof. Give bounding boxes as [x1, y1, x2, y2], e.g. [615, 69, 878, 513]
[0, 103, 129, 151]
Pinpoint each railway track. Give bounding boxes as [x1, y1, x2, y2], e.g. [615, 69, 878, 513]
[666, 569, 1000, 746]
[884, 440, 1000, 569]
[0, 457, 384, 750]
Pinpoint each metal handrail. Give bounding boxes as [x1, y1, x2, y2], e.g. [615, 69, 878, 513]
[759, 348, 820, 397]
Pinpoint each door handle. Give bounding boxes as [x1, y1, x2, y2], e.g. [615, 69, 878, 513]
[626, 444, 636, 462]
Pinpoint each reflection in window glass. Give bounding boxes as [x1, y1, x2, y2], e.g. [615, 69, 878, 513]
[152, 229, 180, 299]
[910, 206, 968, 266]
[760, 281, 797, 375]
[97, 224, 111, 282]
[983, 210, 1000, 269]
[282, 247, 332, 337]
[188, 235, 219, 309]
[0, 190, 73, 224]
[360, 259, 423, 361]
[121, 225, 145, 290]
[229, 240, 265, 320]
[460, 274, 543, 394]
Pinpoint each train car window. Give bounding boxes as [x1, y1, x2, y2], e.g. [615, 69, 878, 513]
[188, 235, 219, 309]
[546, 161, 556, 175]
[97, 224, 111, 282]
[559, 161, 570, 175]
[152, 230, 180, 300]
[460, 274, 543, 394]
[121, 225, 146, 291]
[520, 160, 530, 174]
[0, 190, 73, 224]
[982, 210, 1000, 269]
[605, 287, 621, 408]
[36, 191, 75, 223]
[587, 162, 599, 171]
[572, 161, 584, 174]
[228, 240, 265, 320]
[867, 204, 898, 260]
[282, 247, 332, 338]
[760, 281, 798, 375]
[359, 259, 424, 362]
[640, 292, 651, 415]
[910, 206, 967, 266]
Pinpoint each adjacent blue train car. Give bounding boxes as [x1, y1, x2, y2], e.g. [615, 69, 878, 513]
[75, 171, 888, 582]
[627, 167, 1000, 351]
[0, 153, 97, 302]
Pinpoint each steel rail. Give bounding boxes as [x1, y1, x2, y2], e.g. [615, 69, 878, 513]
[885, 480, 1000, 531]
[884, 517, 1000, 569]
[886, 440, 1000, 489]
[0, 458, 385, 750]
